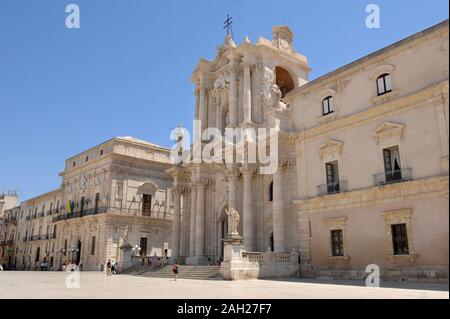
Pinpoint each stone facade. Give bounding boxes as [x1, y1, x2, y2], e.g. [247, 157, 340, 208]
[168, 21, 449, 282]
[1, 21, 448, 282]
[3, 137, 174, 271]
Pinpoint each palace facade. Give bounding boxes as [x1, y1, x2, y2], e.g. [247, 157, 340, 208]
[1, 20, 448, 281]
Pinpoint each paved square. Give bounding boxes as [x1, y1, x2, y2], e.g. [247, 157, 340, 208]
[0, 272, 448, 299]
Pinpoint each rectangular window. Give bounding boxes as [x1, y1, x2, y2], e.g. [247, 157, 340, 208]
[383, 146, 402, 183]
[80, 197, 85, 215]
[139, 237, 148, 256]
[64, 239, 67, 256]
[91, 236, 96, 255]
[391, 224, 409, 255]
[142, 194, 152, 216]
[331, 230, 344, 257]
[94, 193, 100, 214]
[326, 161, 340, 194]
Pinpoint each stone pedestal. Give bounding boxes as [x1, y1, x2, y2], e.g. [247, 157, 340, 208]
[121, 249, 133, 270]
[220, 235, 259, 280]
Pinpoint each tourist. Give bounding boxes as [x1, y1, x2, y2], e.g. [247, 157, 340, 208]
[111, 261, 117, 274]
[207, 258, 212, 266]
[106, 259, 112, 276]
[0, 264, 3, 271]
[147, 258, 152, 268]
[172, 261, 180, 281]
[62, 262, 66, 272]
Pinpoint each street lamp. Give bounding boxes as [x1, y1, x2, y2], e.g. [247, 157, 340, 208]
[59, 248, 66, 271]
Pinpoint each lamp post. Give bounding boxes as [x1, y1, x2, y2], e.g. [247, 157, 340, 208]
[59, 248, 66, 271]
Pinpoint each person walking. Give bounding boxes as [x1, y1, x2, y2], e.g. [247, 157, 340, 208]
[172, 261, 180, 281]
[106, 259, 113, 277]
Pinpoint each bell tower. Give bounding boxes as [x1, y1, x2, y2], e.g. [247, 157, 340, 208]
[272, 25, 295, 53]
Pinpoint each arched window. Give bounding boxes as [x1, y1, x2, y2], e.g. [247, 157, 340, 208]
[269, 182, 273, 202]
[275, 67, 295, 98]
[377, 73, 392, 96]
[322, 96, 335, 115]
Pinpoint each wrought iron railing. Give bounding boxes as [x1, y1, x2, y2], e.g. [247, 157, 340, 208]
[52, 206, 171, 223]
[317, 181, 347, 196]
[373, 168, 412, 186]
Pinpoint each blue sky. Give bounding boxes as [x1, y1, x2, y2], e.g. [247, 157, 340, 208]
[0, 0, 448, 200]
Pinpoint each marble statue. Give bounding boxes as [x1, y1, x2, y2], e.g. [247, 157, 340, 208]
[226, 208, 240, 235]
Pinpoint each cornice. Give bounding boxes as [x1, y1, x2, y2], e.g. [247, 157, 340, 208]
[292, 175, 449, 214]
[296, 81, 449, 142]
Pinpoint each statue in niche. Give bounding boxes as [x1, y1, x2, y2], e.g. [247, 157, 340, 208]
[261, 71, 287, 111]
[226, 208, 240, 236]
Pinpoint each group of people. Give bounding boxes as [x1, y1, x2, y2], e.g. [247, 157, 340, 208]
[61, 261, 81, 272]
[105, 260, 118, 276]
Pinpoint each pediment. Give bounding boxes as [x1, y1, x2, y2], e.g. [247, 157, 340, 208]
[319, 139, 343, 159]
[374, 122, 405, 144]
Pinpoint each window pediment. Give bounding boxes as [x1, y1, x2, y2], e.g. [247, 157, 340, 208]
[373, 122, 405, 145]
[319, 139, 343, 160]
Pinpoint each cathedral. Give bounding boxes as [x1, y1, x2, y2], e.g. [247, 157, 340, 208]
[168, 20, 449, 280]
[1, 20, 448, 281]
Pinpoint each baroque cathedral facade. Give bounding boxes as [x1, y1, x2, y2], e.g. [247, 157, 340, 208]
[1, 20, 448, 281]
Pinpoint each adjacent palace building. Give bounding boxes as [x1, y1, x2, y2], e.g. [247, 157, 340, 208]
[1, 20, 448, 281]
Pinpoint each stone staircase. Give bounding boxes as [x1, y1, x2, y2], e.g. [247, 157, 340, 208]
[123, 265, 223, 280]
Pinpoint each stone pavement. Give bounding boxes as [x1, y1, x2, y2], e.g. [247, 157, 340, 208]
[0, 272, 448, 299]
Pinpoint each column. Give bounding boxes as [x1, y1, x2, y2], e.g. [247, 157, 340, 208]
[189, 185, 197, 256]
[171, 188, 181, 258]
[273, 165, 286, 252]
[199, 86, 207, 133]
[227, 167, 239, 211]
[242, 60, 252, 124]
[180, 191, 189, 257]
[228, 69, 238, 127]
[240, 166, 255, 251]
[195, 182, 206, 257]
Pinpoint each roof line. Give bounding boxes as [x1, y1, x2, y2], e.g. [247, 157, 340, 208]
[287, 19, 449, 97]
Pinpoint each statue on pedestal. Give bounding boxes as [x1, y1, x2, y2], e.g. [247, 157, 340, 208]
[226, 208, 240, 236]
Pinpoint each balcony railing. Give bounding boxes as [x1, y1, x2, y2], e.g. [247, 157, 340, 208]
[317, 181, 347, 196]
[373, 168, 412, 186]
[29, 235, 49, 241]
[52, 206, 171, 223]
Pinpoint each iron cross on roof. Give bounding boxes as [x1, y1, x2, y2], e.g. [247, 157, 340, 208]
[223, 14, 233, 36]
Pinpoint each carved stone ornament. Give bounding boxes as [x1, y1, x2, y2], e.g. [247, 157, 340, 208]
[226, 207, 240, 236]
[261, 71, 287, 110]
[213, 72, 231, 93]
